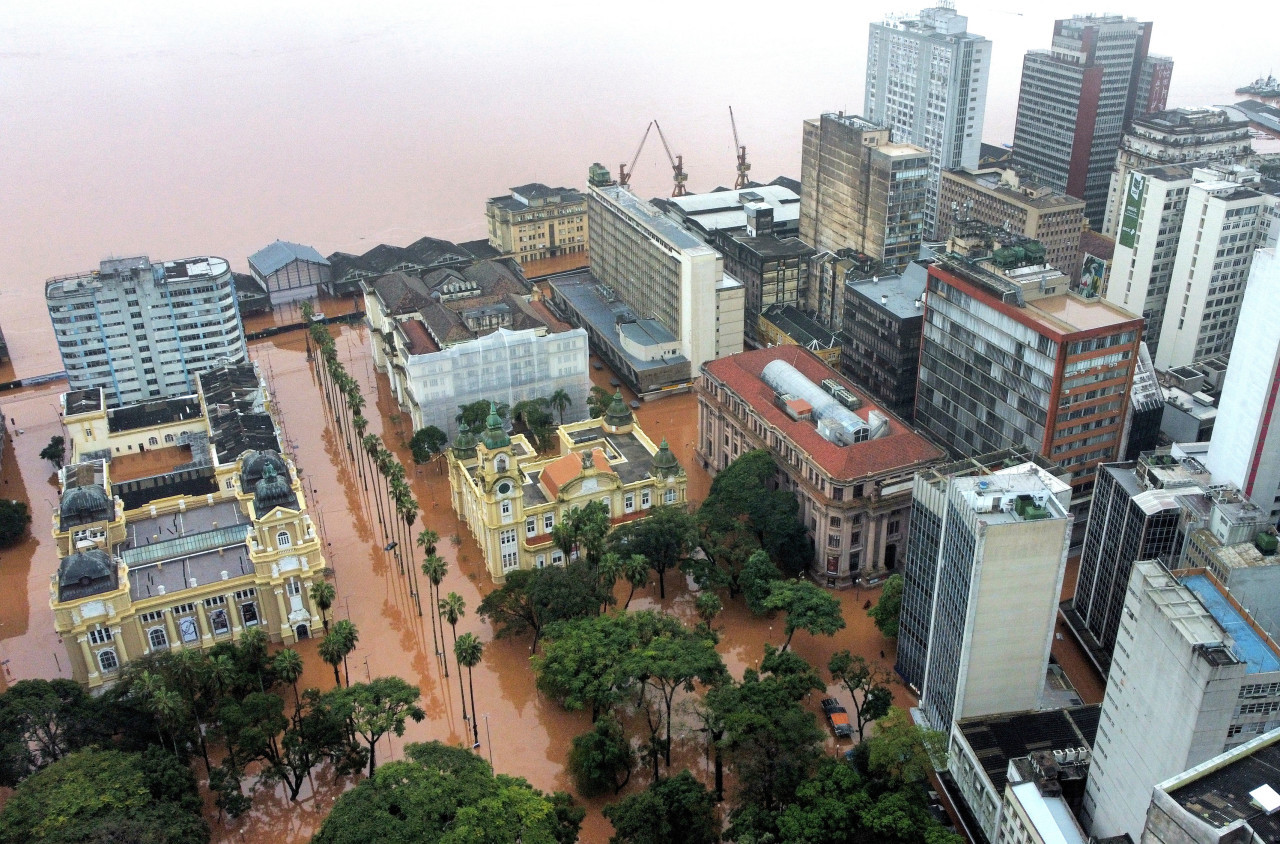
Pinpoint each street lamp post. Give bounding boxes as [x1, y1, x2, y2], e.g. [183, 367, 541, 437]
[483, 714, 493, 770]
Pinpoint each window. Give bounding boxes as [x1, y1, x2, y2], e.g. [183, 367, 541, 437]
[624, 493, 635, 513]
[641, 490, 651, 509]
[664, 489, 677, 505]
[543, 513, 554, 532]
[501, 551, 519, 572]
[500, 528, 517, 547]
[828, 534, 842, 548]
[97, 649, 119, 673]
[276, 530, 292, 548]
[148, 627, 168, 650]
[148, 437, 158, 446]
[829, 516, 842, 528]
[495, 456, 508, 472]
[88, 626, 113, 645]
[240, 602, 259, 626]
[286, 579, 302, 597]
[164, 433, 174, 443]
[526, 517, 537, 538]
[210, 609, 231, 636]
[501, 500, 512, 517]
[536, 555, 546, 569]
[887, 519, 900, 536]
[551, 550, 564, 566]
[177, 616, 199, 643]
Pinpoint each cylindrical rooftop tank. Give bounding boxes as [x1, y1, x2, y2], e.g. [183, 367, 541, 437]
[761, 360, 870, 446]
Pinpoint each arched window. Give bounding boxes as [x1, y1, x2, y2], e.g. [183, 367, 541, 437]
[148, 437, 158, 446]
[277, 530, 292, 548]
[148, 627, 168, 650]
[495, 456, 508, 473]
[164, 433, 175, 443]
[98, 649, 119, 673]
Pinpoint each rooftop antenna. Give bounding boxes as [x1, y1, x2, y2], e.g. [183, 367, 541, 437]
[653, 120, 689, 197]
[730, 106, 751, 190]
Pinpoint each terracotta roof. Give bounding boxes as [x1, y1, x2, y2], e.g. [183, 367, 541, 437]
[540, 448, 614, 500]
[701, 346, 944, 481]
[399, 319, 439, 355]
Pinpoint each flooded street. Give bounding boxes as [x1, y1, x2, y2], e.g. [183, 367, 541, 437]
[0, 319, 1105, 841]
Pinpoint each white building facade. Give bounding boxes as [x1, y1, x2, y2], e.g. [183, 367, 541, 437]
[865, 5, 990, 239]
[47, 256, 247, 407]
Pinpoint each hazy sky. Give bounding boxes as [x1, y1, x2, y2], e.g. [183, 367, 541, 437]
[2, 0, 1277, 372]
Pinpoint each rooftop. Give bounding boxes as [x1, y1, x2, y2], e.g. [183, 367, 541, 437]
[107, 446, 194, 483]
[701, 346, 943, 481]
[953, 467, 1071, 525]
[956, 705, 1101, 795]
[845, 261, 929, 320]
[549, 271, 690, 375]
[107, 395, 203, 434]
[947, 167, 1086, 211]
[1160, 728, 1280, 842]
[247, 240, 329, 278]
[1181, 574, 1280, 674]
[760, 304, 838, 350]
[661, 185, 801, 235]
[593, 185, 714, 254]
[488, 184, 585, 212]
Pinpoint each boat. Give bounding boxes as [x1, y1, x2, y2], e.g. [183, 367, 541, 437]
[1238, 74, 1280, 97]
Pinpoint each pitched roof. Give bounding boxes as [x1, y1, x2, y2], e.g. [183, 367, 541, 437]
[701, 346, 944, 481]
[369, 271, 434, 315]
[540, 448, 614, 500]
[248, 240, 329, 278]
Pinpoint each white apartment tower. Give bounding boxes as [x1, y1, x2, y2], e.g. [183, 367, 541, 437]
[865, 5, 990, 239]
[1207, 248, 1280, 522]
[47, 256, 247, 408]
[1107, 163, 1279, 368]
[1082, 561, 1280, 842]
[913, 463, 1073, 731]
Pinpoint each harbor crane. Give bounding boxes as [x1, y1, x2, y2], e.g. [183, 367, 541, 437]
[619, 121, 654, 188]
[652, 120, 689, 197]
[730, 106, 751, 190]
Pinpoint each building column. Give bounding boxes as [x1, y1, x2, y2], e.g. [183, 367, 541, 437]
[163, 611, 180, 652]
[227, 593, 243, 637]
[110, 627, 128, 664]
[274, 587, 294, 643]
[77, 635, 97, 683]
[196, 602, 213, 644]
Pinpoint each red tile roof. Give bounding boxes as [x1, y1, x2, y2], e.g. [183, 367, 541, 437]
[540, 447, 614, 500]
[399, 319, 439, 355]
[702, 346, 944, 481]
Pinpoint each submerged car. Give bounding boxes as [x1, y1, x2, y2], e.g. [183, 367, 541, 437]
[821, 697, 853, 738]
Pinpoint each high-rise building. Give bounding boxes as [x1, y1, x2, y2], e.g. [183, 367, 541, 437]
[47, 256, 247, 408]
[910, 462, 1073, 731]
[1207, 248, 1280, 522]
[799, 113, 930, 272]
[1011, 15, 1171, 229]
[938, 167, 1086, 277]
[1107, 163, 1279, 368]
[1081, 561, 1280, 841]
[916, 229, 1144, 504]
[1101, 107, 1253, 238]
[865, 6, 990, 238]
[840, 262, 929, 422]
[1064, 452, 1211, 673]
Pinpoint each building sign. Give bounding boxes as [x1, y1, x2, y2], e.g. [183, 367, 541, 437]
[1077, 253, 1108, 298]
[1118, 172, 1145, 249]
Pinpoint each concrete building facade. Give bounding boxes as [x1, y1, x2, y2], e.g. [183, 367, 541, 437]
[840, 262, 928, 422]
[486, 183, 588, 265]
[1011, 15, 1170, 228]
[710, 208, 814, 347]
[47, 256, 248, 408]
[697, 346, 943, 586]
[799, 113, 930, 272]
[865, 5, 990, 238]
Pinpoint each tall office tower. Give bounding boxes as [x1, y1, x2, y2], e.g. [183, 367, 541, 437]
[1207, 248, 1280, 522]
[799, 113, 930, 272]
[1011, 15, 1171, 229]
[1101, 107, 1253, 238]
[909, 463, 1073, 731]
[865, 6, 990, 239]
[46, 256, 247, 408]
[1082, 561, 1280, 841]
[1107, 163, 1279, 368]
[916, 228, 1144, 506]
[1064, 452, 1211, 672]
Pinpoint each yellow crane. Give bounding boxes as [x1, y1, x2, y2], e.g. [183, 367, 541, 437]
[730, 106, 751, 190]
[653, 120, 689, 197]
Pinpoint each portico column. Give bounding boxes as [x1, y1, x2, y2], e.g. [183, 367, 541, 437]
[274, 588, 293, 643]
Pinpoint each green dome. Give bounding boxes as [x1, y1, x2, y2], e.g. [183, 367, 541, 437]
[254, 461, 297, 512]
[653, 438, 680, 478]
[453, 422, 477, 459]
[604, 390, 633, 429]
[481, 402, 511, 450]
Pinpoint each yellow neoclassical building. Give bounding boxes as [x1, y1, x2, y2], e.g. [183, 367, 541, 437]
[448, 394, 686, 581]
[50, 364, 330, 688]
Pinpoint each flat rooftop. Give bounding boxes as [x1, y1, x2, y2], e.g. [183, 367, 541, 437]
[107, 446, 194, 483]
[761, 304, 838, 350]
[1182, 574, 1280, 674]
[1029, 292, 1141, 334]
[1162, 730, 1280, 842]
[953, 467, 1070, 525]
[549, 272, 690, 374]
[594, 185, 713, 254]
[107, 395, 203, 433]
[846, 261, 929, 320]
[952, 168, 1085, 211]
[664, 185, 801, 234]
[957, 705, 1101, 795]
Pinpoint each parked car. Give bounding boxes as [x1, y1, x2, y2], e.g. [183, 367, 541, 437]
[821, 697, 853, 738]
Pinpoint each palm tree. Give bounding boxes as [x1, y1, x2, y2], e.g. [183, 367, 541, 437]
[351, 414, 369, 487]
[440, 592, 467, 720]
[310, 580, 336, 632]
[421, 554, 448, 668]
[622, 553, 650, 610]
[239, 626, 269, 691]
[549, 388, 572, 425]
[318, 632, 345, 687]
[454, 633, 484, 748]
[399, 493, 422, 617]
[331, 619, 359, 687]
[273, 649, 304, 708]
[363, 435, 387, 528]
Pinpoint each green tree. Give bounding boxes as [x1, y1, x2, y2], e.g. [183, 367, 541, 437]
[828, 650, 894, 741]
[455, 632, 483, 747]
[409, 425, 448, 464]
[477, 562, 605, 651]
[548, 388, 573, 425]
[567, 714, 632, 796]
[329, 619, 359, 687]
[603, 770, 719, 844]
[633, 623, 728, 767]
[0, 679, 105, 786]
[309, 580, 336, 633]
[272, 649, 305, 708]
[611, 505, 698, 600]
[695, 591, 723, 629]
[421, 552, 449, 672]
[326, 677, 425, 777]
[869, 573, 904, 639]
[313, 741, 581, 844]
[457, 399, 508, 431]
[621, 553, 650, 610]
[740, 549, 784, 616]
[0, 500, 31, 547]
[318, 630, 346, 688]
[39, 436, 65, 469]
[0, 747, 208, 844]
[586, 384, 612, 419]
[866, 707, 947, 787]
[439, 592, 468, 718]
[763, 580, 846, 650]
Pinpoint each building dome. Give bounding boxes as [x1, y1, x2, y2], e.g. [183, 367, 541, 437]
[453, 423, 478, 460]
[59, 485, 111, 529]
[653, 439, 681, 479]
[604, 390, 633, 430]
[241, 449, 289, 489]
[253, 461, 297, 513]
[57, 548, 114, 588]
[482, 402, 511, 450]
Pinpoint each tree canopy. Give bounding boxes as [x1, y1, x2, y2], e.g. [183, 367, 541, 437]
[611, 505, 698, 600]
[762, 580, 846, 650]
[477, 562, 608, 651]
[603, 770, 719, 844]
[0, 499, 30, 547]
[409, 426, 448, 464]
[869, 574, 904, 639]
[39, 436, 65, 469]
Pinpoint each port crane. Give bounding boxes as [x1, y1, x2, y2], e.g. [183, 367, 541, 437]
[730, 106, 751, 190]
[652, 120, 689, 197]
[619, 121, 654, 188]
